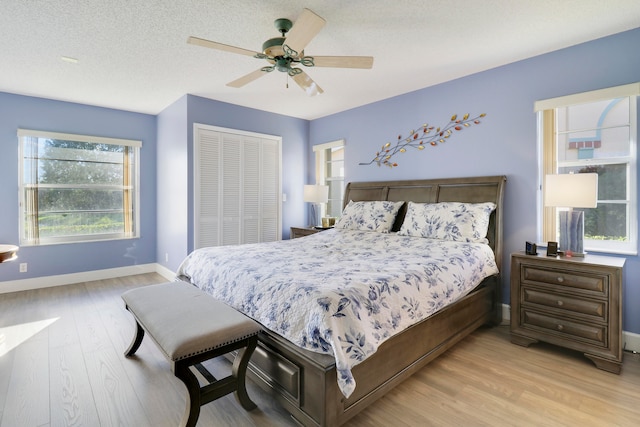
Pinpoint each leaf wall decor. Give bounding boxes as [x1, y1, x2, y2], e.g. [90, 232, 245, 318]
[359, 113, 486, 167]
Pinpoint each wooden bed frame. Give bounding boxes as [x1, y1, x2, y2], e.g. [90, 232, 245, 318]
[235, 175, 506, 426]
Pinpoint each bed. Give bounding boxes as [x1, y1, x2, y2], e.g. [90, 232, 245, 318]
[176, 175, 506, 426]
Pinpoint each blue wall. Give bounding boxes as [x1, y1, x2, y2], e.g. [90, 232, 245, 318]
[0, 92, 157, 282]
[310, 28, 640, 333]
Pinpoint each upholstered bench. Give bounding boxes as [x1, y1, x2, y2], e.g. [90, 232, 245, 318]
[121, 282, 261, 427]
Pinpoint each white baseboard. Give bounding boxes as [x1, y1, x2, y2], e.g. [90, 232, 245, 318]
[0, 263, 176, 294]
[623, 331, 640, 353]
[501, 303, 511, 326]
[501, 303, 639, 352]
[155, 263, 177, 281]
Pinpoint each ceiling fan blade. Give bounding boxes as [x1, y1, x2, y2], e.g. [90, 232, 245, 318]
[310, 56, 374, 69]
[292, 70, 324, 96]
[227, 69, 268, 88]
[283, 9, 326, 57]
[188, 36, 260, 57]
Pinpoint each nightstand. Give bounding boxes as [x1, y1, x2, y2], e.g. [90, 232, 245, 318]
[510, 251, 625, 373]
[290, 227, 322, 239]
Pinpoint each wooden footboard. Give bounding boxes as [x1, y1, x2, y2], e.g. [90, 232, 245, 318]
[244, 276, 500, 426]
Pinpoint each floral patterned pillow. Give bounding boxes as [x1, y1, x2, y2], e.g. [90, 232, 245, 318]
[397, 201, 496, 243]
[334, 200, 404, 233]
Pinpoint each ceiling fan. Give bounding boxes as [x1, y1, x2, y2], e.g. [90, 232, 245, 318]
[188, 8, 374, 96]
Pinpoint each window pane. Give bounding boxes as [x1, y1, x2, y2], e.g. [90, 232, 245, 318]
[327, 159, 344, 179]
[39, 188, 124, 211]
[557, 127, 630, 161]
[557, 164, 629, 243]
[557, 98, 629, 131]
[330, 146, 344, 162]
[584, 203, 627, 241]
[559, 164, 627, 200]
[37, 211, 125, 237]
[326, 180, 345, 217]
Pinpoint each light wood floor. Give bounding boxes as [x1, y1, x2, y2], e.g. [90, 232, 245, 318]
[1, 273, 639, 427]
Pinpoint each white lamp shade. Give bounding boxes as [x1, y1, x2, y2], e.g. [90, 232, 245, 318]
[545, 174, 598, 208]
[303, 184, 329, 203]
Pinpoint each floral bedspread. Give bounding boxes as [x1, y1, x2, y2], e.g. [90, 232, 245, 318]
[175, 229, 499, 398]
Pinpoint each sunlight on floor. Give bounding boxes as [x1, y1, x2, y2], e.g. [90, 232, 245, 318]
[0, 317, 59, 357]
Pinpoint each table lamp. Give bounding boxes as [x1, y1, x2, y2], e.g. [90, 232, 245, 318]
[544, 173, 598, 256]
[303, 184, 329, 227]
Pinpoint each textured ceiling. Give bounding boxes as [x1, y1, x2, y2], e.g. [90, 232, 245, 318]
[1, 0, 639, 120]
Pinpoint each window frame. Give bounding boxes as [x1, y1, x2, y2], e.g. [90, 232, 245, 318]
[313, 139, 345, 218]
[536, 83, 639, 255]
[17, 129, 141, 246]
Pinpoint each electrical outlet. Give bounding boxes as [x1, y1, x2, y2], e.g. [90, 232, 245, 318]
[165, 253, 169, 263]
[19, 263, 27, 273]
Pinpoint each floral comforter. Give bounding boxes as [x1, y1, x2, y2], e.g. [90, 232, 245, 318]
[175, 229, 499, 398]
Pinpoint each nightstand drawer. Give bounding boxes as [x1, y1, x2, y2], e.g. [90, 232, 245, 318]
[522, 288, 607, 321]
[522, 309, 607, 347]
[522, 265, 607, 295]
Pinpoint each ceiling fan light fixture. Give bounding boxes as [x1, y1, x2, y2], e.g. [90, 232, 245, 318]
[275, 58, 291, 73]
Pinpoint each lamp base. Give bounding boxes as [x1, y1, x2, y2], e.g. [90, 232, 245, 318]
[558, 210, 586, 257]
[309, 203, 321, 228]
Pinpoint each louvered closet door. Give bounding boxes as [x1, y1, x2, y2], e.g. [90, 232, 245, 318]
[261, 138, 279, 241]
[195, 125, 281, 249]
[196, 128, 220, 248]
[221, 132, 241, 245]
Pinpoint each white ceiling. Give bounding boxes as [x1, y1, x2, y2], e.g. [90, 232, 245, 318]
[2, 1, 639, 120]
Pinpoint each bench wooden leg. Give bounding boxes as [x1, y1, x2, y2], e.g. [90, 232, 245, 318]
[124, 313, 145, 357]
[232, 336, 258, 411]
[175, 362, 203, 427]
[173, 336, 258, 427]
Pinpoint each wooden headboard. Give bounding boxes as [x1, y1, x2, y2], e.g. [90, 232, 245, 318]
[343, 175, 507, 271]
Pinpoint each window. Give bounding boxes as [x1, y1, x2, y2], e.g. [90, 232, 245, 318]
[18, 129, 140, 246]
[313, 139, 345, 217]
[536, 83, 639, 254]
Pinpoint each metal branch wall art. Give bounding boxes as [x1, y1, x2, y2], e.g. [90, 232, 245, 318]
[359, 113, 486, 167]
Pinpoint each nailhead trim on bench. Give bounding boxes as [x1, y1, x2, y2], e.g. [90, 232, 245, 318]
[174, 332, 260, 361]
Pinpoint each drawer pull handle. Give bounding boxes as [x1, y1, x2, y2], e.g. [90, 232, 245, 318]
[557, 300, 564, 306]
[557, 324, 564, 331]
[557, 276, 564, 283]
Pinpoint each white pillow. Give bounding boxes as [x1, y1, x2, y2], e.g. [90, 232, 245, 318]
[334, 200, 404, 233]
[398, 201, 496, 243]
